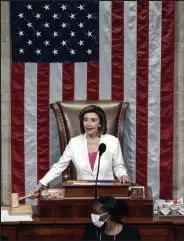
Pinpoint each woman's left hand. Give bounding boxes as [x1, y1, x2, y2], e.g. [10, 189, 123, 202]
[119, 175, 129, 184]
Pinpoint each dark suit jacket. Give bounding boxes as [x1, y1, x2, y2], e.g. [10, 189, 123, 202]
[82, 223, 141, 240]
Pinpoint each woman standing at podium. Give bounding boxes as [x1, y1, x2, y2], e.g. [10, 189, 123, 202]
[82, 196, 141, 240]
[30, 105, 129, 198]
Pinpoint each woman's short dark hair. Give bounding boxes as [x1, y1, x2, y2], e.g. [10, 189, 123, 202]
[97, 196, 128, 223]
[79, 105, 107, 135]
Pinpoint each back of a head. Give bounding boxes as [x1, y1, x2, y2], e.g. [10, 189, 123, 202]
[97, 196, 128, 222]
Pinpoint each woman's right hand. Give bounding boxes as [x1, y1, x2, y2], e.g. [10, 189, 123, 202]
[29, 183, 43, 199]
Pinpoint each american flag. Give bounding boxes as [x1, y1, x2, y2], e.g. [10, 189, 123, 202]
[11, 1, 99, 62]
[10, 1, 175, 203]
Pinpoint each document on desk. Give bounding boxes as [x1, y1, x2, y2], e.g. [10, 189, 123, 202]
[73, 182, 117, 185]
[73, 182, 95, 185]
[1, 210, 33, 222]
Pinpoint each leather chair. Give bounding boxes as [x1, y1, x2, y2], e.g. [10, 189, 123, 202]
[50, 101, 129, 181]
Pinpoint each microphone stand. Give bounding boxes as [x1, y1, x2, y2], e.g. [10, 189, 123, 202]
[95, 154, 102, 199]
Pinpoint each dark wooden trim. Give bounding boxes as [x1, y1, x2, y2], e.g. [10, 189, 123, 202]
[1, 216, 184, 241]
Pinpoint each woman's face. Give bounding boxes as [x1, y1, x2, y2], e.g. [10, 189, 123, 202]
[83, 112, 101, 137]
[92, 201, 108, 221]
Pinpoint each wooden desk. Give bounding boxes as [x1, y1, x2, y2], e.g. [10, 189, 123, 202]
[1, 206, 184, 241]
[39, 186, 153, 218]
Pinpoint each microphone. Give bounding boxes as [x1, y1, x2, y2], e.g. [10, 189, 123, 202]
[95, 143, 106, 199]
[98, 143, 106, 157]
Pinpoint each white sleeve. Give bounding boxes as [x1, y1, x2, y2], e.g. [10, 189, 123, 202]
[112, 138, 128, 178]
[39, 140, 73, 186]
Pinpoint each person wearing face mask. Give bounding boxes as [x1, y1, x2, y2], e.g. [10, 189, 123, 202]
[30, 105, 129, 198]
[82, 196, 141, 241]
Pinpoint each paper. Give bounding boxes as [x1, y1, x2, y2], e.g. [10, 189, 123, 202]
[73, 182, 96, 185]
[73, 182, 111, 186]
[160, 208, 171, 215]
[1, 210, 33, 222]
[178, 209, 184, 215]
[73, 182, 116, 185]
[154, 198, 184, 216]
[154, 199, 165, 209]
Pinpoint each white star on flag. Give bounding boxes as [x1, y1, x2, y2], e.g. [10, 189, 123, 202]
[18, 30, 24, 36]
[87, 31, 92, 37]
[27, 40, 32, 45]
[18, 13, 24, 18]
[61, 23, 67, 28]
[70, 31, 75, 37]
[53, 49, 58, 55]
[27, 22, 32, 28]
[19, 48, 24, 54]
[44, 5, 49, 10]
[35, 49, 41, 55]
[70, 49, 75, 55]
[52, 13, 58, 19]
[26, 4, 32, 10]
[35, 13, 41, 19]
[78, 22, 84, 28]
[36, 31, 41, 37]
[69, 13, 75, 20]
[86, 49, 92, 55]
[44, 40, 50, 46]
[61, 5, 66, 10]
[87, 13, 92, 19]
[53, 31, 58, 37]
[61, 40, 67, 46]
[78, 4, 84, 11]
[78, 40, 84, 46]
[44, 22, 49, 28]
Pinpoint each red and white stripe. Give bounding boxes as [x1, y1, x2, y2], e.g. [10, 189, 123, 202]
[11, 1, 175, 204]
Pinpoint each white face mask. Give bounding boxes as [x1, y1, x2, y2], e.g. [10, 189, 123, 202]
[91, 213, 107, 228]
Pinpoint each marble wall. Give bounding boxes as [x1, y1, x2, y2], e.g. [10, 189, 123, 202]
[1, 1, 11, 204]
[1, 1, 184, 204]
[173, 2, 184, 198]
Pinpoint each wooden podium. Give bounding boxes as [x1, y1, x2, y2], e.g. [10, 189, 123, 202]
[39, 181, 153, 219]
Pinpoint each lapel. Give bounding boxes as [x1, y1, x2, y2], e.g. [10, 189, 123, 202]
[92, 134, 105, 175]
[82, 133, 105, 175]
[82, 134, 92, 174]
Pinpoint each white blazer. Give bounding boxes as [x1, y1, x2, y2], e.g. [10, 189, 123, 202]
[39, 134, 128, 186]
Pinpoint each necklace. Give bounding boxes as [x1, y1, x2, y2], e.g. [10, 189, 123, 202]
[100, 224, 118, 240]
